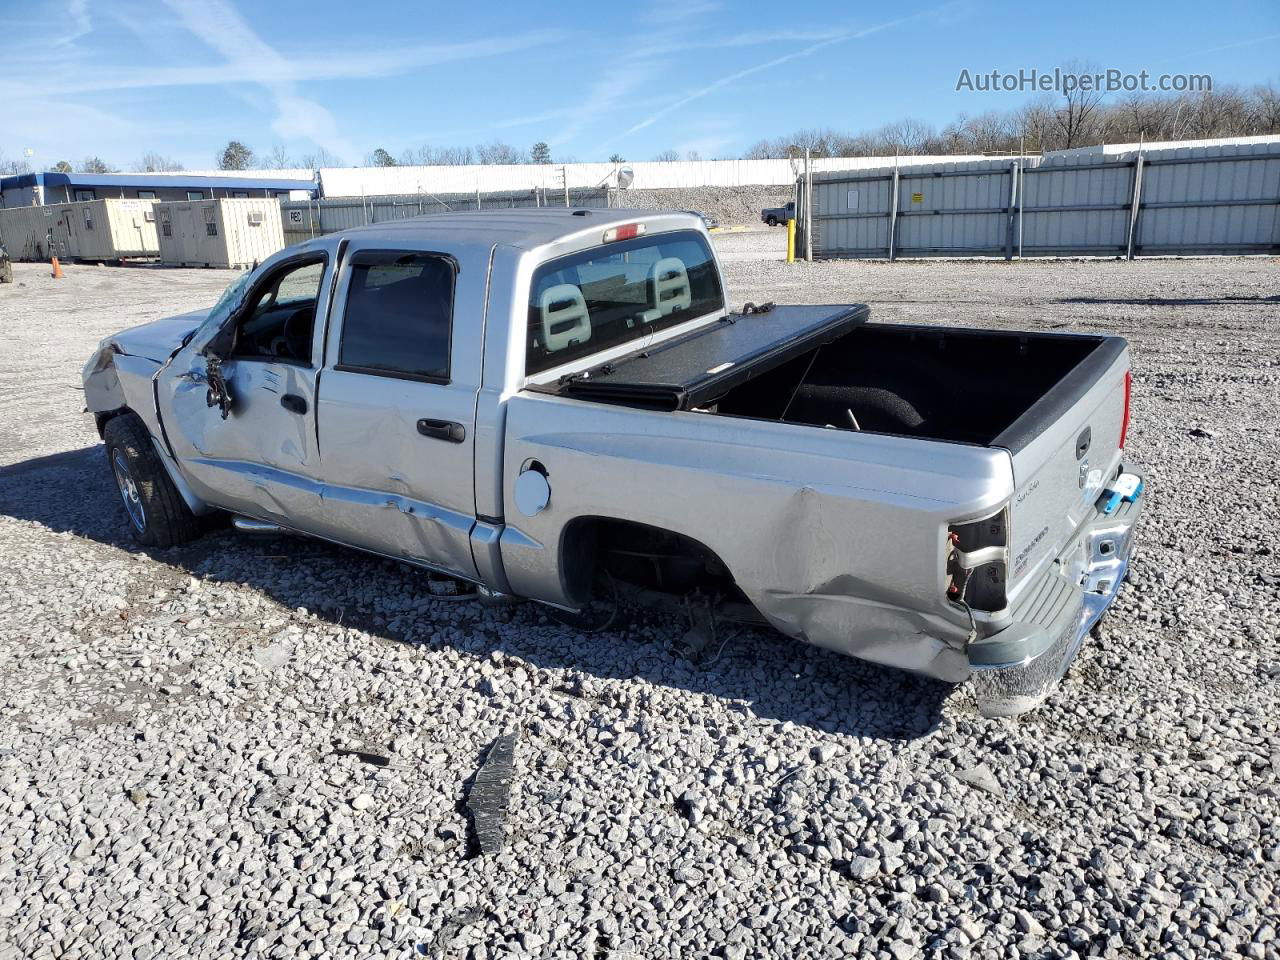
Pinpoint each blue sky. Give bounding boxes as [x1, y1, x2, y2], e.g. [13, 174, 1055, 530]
[3, 0, 1278, 170]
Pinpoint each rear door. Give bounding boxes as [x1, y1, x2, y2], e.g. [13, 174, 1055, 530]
[1001, 339, 1130, 594]
[314, 243, 481, 579]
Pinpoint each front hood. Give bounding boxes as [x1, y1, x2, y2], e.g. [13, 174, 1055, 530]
[108, 310, 208, 362]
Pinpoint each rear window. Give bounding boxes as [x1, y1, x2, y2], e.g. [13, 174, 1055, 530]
[526, 229, 723, 375]
[338, 253, 454, 382]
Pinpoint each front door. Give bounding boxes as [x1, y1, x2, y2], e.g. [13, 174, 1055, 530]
[314, 245, 480, 580]
[155, 254, 330, 527]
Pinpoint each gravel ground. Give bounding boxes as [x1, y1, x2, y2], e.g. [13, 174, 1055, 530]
[1, 247, 1278, 960]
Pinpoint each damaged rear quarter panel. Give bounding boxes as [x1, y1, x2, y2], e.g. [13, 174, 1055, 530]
[498, 392, 1015, 682]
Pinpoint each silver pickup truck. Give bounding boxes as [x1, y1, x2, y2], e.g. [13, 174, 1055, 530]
[83, 209, 1145, 716]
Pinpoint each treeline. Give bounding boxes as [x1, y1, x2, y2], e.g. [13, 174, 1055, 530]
[745, 85, 1280, 159]
[6, 84, 1279, 178]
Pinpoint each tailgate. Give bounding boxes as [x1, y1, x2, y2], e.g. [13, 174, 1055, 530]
[997, 337, 1131, 595]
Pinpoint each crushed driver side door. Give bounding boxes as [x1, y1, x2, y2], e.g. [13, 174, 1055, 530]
[155, 250, 334, 529]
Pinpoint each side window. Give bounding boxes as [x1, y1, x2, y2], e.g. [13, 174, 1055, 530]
[229, 259, 325, 364]
[338, 252, 454, 382]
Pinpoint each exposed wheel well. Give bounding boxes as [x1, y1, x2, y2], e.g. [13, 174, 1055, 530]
[94, 406, 129, 438]
[560, 516, 744, 607]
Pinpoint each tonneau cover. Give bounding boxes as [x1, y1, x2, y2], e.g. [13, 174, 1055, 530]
[558, 303, 870, 411]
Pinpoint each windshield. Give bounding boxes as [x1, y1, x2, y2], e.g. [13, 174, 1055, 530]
[190, 269, 255, 343]
[210, 270, 254, 319]
[526, 229, 724, 375]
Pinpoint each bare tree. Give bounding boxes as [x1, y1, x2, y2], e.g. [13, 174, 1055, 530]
[298, 146, 339, 170]
[0, 154, 33, 175]
[132, 152, 184, 172]
[652, 149, 679, 161]
[475, 141, 525, 164]
[1250, 83, 1280, 134]
[264, 144, 294, 170]
[744, 84, 1280, 162]
[1014, 97, 1058, 153]
[1051, 61, 1107, 149]
[608, 153, 625, 163]
[434, 146, 475, 165]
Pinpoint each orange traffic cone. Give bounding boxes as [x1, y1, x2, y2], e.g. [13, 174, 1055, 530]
[51, 257, 64, 279]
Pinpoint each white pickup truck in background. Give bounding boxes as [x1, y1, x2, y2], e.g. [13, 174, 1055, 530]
[83, 209, 1145, 716]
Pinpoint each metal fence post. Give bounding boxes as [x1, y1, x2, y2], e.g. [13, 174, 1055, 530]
[888, 167, 900, 261]
[1125, 155, 1145, 261]
[1004, 160, 1019, 260]
[804, 149, 813, 262]
[1018, 161, 1025, 259]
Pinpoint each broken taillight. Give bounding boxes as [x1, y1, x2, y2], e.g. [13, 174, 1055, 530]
[602, 223, 645, 243]
[946, 509, 1009, 613]
[1119, 370, 1132, 449]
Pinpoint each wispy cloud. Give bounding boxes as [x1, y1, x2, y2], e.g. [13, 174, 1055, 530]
[155, 0, 352, 159]
[22, 32, 566, 98]
[1192, 32, 1280, 55]
[124, 0, 562, 163]
[621, 15, 914, 136]
[55, 0, 92, 46]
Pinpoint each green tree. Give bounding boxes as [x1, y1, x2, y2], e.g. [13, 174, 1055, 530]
[530, 141, 552, 164]
[79, 156, 114, 173]
[369, 148, 397, 167]
[608, 153, 625, 163]
[218, 140, 254, 171]
[54, 160, 73, 173]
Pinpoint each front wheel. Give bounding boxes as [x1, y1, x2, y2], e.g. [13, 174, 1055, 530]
[765, 216, 778, 227]
[102, 413, 201, 547]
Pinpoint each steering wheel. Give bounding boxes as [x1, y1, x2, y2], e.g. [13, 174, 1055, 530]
[269, 307, 313, 360]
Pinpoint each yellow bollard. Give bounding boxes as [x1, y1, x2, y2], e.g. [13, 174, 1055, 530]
[786, 218, 796, 263]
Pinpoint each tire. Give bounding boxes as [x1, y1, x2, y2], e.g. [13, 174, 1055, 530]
[766, 216, 778, 227]
[102, 412, 201, 547]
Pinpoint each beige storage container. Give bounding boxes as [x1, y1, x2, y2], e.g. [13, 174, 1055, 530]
[155, 198, 285, 269]
[0, 199, 158, 261]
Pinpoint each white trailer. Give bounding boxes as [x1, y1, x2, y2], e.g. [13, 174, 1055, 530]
[155, 198, 285, 269]
[0, 199, 158, 261]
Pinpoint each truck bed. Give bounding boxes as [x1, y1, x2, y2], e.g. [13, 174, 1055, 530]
[555, 305, 1121, 451]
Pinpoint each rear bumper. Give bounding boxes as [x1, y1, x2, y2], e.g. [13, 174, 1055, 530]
[968, 473, 1145, 717]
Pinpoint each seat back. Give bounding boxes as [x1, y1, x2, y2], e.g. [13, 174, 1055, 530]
[647, 257, 691, 321]
[539, 283, 592, 353]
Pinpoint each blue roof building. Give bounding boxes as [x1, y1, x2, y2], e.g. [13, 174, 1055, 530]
[1, 171, 318, 208]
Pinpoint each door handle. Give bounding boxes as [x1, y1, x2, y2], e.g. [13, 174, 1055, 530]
[417, 418, 465, 443]
[280, 394, 308, 415]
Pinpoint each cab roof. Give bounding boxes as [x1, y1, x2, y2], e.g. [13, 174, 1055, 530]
[337, 208, 701, 251]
